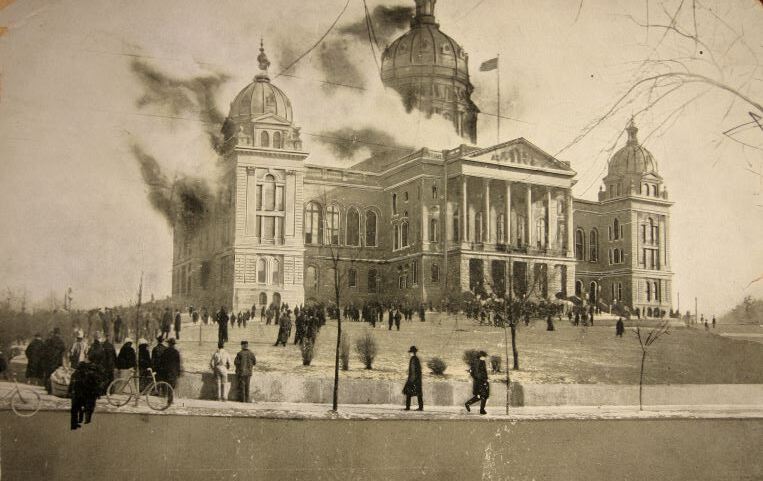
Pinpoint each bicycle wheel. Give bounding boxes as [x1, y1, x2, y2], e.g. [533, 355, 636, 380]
[106, 378, 134, 407]
[145, 381, 173, 411]
[11, 389, 41, 417]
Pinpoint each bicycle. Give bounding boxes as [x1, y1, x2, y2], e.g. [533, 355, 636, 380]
[106, 368, 174, 411]
[1, 374, 42, 417]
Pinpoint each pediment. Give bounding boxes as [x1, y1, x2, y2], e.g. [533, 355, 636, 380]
[465, 138, 574, 173]
[251, 112, 291, 126]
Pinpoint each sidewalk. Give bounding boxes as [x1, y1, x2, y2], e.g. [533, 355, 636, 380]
[2, 381, 762, 421]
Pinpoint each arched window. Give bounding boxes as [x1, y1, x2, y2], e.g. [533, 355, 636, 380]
[257, 258, 267, 284]
[259, 292, 268, 306]
[617, 283, 623, 301]
[368, 269, 377, 292]
[575, 280, 583, 297]
[273, 131, 282, 149]
[304, 202, 322, 245]
[653, 281, 660, 301]
[271, 258, 280, 284]
[401, 221, 409, 247]
[432, 184, 438, 199]
[325, 204, 340, 245]
[589, 229, 599, 262]
[393, 224, 400, 250]
[613, 218, 620, 240]
[392, 193, 398, 214]
[652, 185, 658, 197]
[263, 174, 276, 211]
[346, 208, 360, 246]
[429, 218, 439, 242]
[575, 229, 585, 261]
[260, 131, 270, 148]
[348, 268, 357, 288]
[589, 281, 598, 304]
[613, 248, 621, 264]
[365, 209, 378, 247]
[306, 266, 318, 289]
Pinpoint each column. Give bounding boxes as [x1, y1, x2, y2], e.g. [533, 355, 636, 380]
[422, 203, 429, 244]
[566, 190, 574, 258]
[483, 179, 491, 244]
[526, 184, 533, 246]
[462, 176, 469, 243]
[545, 188, 552, 249]
[505, 182, 512, 245]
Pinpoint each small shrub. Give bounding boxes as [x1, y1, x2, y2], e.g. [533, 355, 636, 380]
[490, 355, 502, 373]
[340, 332, 350, 371]
[427, 357, 447, 376]
[300, 338, 315, 366]
[462, 349, 481, 367]
[355, 330, 378, 369]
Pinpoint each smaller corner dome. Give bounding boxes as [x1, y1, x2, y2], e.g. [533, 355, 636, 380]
[608, 120, 659, 177]
[228, 40, 293, 123]
[229, 78, 293, 123]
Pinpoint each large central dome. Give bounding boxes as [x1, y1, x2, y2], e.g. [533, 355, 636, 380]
[608, 120, 659, 176]
[381, 0, 479, 144]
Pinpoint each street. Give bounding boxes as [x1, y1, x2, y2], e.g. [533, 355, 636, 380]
[1, 409, 761, 480]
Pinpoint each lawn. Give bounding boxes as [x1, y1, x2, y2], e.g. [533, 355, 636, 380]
[172, 312, 763, 385]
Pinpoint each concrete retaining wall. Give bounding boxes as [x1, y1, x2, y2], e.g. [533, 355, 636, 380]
[11, 358, 762, 407]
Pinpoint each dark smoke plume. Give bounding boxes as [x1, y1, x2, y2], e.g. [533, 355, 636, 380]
[130, 59, 230, 152]
[338, 5, 414, 45]
[131, 143, 213, 233]
[316, 4, 414, 91]
[317, 127, 413, 165]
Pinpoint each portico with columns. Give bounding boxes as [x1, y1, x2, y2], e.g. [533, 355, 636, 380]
[442, 139, 577, 300]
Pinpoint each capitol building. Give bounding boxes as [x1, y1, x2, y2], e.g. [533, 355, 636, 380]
[171, 0, 673, 319]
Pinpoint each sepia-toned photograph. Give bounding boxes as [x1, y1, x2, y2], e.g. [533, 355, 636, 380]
[0, 0, 761, 479]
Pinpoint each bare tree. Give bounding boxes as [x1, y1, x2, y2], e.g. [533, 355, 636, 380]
[632, 320, 670, 411]
[557, 1, 762, 180]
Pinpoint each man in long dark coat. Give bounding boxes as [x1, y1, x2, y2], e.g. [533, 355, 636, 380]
[100, 335, 118, 392]
[217, 307, 229, 344]
[25, 333, 44, 385]
[174, 310, 182, 340]
[615, 318, 625, 337]
[160, 307, 172, 340]
[151, 336, 166, 381]
[42, 328, 66, 394]
[69, 358, 102, 430]
[403, 346, 423, 411]
[159, 338, 181, 405]
[465, 351, 490, 415]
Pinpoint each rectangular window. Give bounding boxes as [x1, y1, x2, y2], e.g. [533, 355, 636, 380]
[256, 185, 263, 211]
[348, 269, 357, 288]
[276, 186, 284, 211]
[431, 264, 440, 283]
[263, 217, 275, 240]
[412, 260, 418, 285]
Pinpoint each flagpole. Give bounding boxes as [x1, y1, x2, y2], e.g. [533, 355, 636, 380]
[496, 53, 501, 144]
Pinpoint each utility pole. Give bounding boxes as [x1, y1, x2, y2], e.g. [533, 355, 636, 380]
[135, 273, 143, 406]
[694, 296, 698, 326]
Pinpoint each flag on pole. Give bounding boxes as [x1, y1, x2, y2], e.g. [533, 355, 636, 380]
[480, 57, 498, 72]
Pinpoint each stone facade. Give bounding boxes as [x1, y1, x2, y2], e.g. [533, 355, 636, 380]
[170, 9, 673, 316]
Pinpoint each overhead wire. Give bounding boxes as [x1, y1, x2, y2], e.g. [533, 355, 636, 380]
[274, 0, 352, 79]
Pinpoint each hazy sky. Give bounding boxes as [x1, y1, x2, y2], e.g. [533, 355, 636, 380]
[0, 0, 761, 314]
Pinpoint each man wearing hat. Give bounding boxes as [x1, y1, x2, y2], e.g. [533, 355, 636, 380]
[403, 346, 423, 411]
[159, 338, 181, 405]
[69, 329, 88, 369]
[151, 336, 167, 382]
[465, 351, 490, 415]
[234, 340, 257, 403]
[209, 342, 232, 401]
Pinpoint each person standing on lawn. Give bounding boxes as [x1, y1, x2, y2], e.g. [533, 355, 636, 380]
[394, 308, 402, 331]
[159, 338, 181, 405]
[234, 340, 257, 403]
[217, 306, 229, 344]
[174, 309, 182, 340]
[209, 342, 232, 401]
[403, 346, 423, 411]
[465, 351, 490, 415]
[615, 318, 625, 337]
[42, 328, 67, 394]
